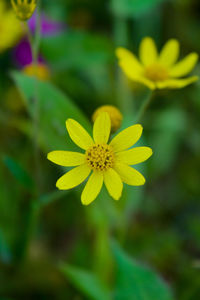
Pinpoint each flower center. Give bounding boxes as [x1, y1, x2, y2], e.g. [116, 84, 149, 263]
[144, 64, 168, 81]
[86, 144, 114, 171]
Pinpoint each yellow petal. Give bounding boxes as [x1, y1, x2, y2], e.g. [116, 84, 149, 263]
[139, 37, 158, 66]
[47, 151, 85, 166]
[169, 53, 198, 77]
[81, 171, 103, 205]
[118, 60, 140, 79]
[117, 59, 156, 89]
[104, 168, 123, 200]
[116, 48, 155, 89]
[56, 164, 91, 190]
[93, 112, 111, 144]
[116, 147, 153, 165]
[116, 47, 143, 74]
[156, 76, 198, 89]
[110, 124, 143, 152]
[158, 39, 179, 67]
[119, 61, 155, 90]
[114, 162, 145, 186]
[134, 76, 156, 90]
[66, 119, 94, 150]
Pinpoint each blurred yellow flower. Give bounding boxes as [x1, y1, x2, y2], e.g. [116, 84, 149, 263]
[116, 37, 199, 90]
[92, 105, 123, 133]
[47, 113, 152, 205]
[11, 0, 37, 21]
[0, 0, 24, 53]
[23, 63, 50, 80]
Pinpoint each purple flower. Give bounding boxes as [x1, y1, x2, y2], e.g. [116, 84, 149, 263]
[13, 39, 43, 67]
[13, 13, 65, 67]
[28, 12, 65, 36]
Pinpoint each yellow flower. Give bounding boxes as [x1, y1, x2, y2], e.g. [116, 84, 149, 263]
[92, 105, 123, 133]
[0, 0, 24, 53]
[23, 63, 50, 81]
[11, 0, 37, 21]
[116, 37, 199, 90]
[47, 113, 152, 205]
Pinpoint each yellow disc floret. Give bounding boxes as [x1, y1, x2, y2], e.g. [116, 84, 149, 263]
[86, 144, 114, 171]
[92, 105, 123, 133]
[144, 63, 169, 81]
[23, 63, 50, 81]
[11, 0, 37, 21]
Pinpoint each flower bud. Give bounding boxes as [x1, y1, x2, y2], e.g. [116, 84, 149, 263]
[92, 105, 123, 133]
[23, 63, 50, 80]
[11, 0, 37, 21]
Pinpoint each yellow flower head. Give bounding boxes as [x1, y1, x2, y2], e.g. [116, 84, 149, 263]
[23, 63, 50, 81]
[47, 113, 152, 205]
[11, 0, 37, 21]
[92, 105, 123, 133]
[0, 0, 24, 52]
[116, 37, 199, 90]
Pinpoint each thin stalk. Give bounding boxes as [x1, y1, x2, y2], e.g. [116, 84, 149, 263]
[32, 1, 42, 193]
[114, 16, 134, 122]
[17, 200, 39, 261]
[135, 90, 154, 123]
[25, 5, 42, 193]
[87, 199, 113, 285]
[93, 223, 113, 283]
[20, 3, 42, 261]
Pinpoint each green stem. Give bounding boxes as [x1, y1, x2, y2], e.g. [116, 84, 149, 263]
[17, 200, 40, 261]
[113, 16, 128, 47]
[26, 6, 41, 192]
[93, 223, 113, 283]
[135, 90, 154, 123]
[114, 16, 134, 121]
[19, 3, 42, 261]
[87, 199, 113, 286]
[32, 1, 42, 193]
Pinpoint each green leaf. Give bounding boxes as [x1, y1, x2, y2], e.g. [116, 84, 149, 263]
[40, 30, 113, 70]
[2, 156, 34, 190]
[40, 31, 114, 93]
[60, 264, 111, 300]
[111, 0, 167, 18]
[0, 229, 12, 264]
[112, 241, 174, 300]
[38, 190, 69, 208]
[151, 107, 187, 175]
[11, 72, 91, 151]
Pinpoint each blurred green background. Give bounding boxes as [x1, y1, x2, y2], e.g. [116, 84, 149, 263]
[1, 0, 200, 299]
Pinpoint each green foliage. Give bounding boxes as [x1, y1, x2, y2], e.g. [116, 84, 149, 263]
[151, 107, 187, 175]
[110, 0, 167, 18]
[0, 229, 12, 264]
[41, 30, 113, 70]
[40, 30, 114, 93]
[60, 264, 111, 300]
[11, 72, 91, 151]
[38, 190, 69, 208]
[0, 0, 199, 299]
[112, 241, 174, 300]
[60, 241, 174, 300]
[2, 156, 34, 191]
